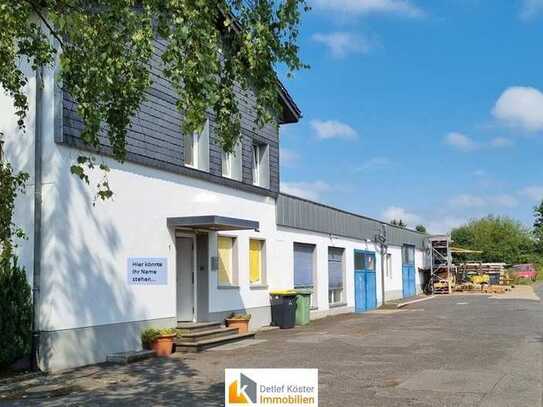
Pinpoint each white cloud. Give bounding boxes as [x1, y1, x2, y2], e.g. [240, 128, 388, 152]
[280, 148, 300, 167]
[444, 132, 513, 152]
[356, 156, 392, 172]
[519, 185, 543, 202]
[444, 132, 478, 152]
[489, 137, 514, 148]
[313, 0, 424, 18]
[492, 194, 519, 208]
[311, 119, 358, 140]
[450, 194, 486, 208]
[426, 216, 466, 235]
[520, 0, 543, 20]
[312, 32, 374, 58]
[281, 181, 331, 201]
[382, 206, 421, 226]
[473, 169, 487, 177]
[450, 193, 518, 208]
[493, 86, 543, 131]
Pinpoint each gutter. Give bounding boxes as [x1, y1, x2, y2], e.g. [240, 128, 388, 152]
[31, 67, 44, 371]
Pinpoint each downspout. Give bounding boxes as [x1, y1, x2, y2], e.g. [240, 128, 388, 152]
[31, 67, 44, 371]
[377, 224, 387, 306]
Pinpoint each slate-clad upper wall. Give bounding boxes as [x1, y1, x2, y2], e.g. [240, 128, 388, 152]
[276, 194, 428, 250]
[59, 39, 280, 197]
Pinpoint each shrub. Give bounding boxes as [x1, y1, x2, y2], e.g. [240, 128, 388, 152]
[141, 327, 176, 348]
[0, 256, 32, 367]
[227, 312, 251, 320]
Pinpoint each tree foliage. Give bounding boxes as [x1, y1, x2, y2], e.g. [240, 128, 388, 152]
[415, 224, 426, 233]
[0, 159, 29, 261]
[533, 200, 543, 253]
[0, 0, 308, 258]
[0, 256, 32, 367]
[1, 0, 308, 196]
[451, 215, 534, 264]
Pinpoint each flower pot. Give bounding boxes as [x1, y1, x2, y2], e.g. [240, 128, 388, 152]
[151, 333, 176, 357]
[226, 318, 250, 334]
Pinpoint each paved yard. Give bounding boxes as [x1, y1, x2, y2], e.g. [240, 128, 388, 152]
[2, 286, 543, 406]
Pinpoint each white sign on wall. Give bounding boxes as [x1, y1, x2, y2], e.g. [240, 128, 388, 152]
[127, 257, 168, 285]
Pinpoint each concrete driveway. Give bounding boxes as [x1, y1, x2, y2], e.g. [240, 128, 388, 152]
[2, 286, 542, 406]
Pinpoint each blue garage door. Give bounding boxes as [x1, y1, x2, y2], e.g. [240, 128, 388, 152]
[402, 245, 416, 298]
[354, 250, 377, 312]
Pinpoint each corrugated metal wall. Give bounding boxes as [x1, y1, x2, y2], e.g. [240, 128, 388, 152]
[277, 194, 427, 250]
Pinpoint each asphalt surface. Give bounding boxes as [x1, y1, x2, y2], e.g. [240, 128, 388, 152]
[1, 286, 542, 406]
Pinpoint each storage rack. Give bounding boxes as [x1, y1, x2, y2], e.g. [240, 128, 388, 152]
[429, 235, 452, 294]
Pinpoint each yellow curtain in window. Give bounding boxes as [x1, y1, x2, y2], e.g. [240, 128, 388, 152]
[249, 239, 262, 284]
[218, 237, 233, 285]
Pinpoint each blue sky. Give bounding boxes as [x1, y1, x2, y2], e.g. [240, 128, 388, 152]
[278, 0, 543, 233]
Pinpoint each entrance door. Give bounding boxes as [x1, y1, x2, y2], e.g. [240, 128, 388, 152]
[402, 245, 416, 298]
[176, 236, 195, 322]
[354, 250, 377, 312]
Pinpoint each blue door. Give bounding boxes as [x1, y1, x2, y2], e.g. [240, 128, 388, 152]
[354, 250, 377, 312]
[402, 245, 416, 298]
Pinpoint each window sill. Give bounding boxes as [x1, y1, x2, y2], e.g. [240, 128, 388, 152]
[329, 302, 348, 309]
[217, 285, 240, 290]
[250, 284, 269, 290]
[222, 174, 242, 182]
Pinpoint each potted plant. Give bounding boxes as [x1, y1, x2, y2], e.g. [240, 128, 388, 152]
[225, 313, 251, 334]
[141, 328, 177, 357]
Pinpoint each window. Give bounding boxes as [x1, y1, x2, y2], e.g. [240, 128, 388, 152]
[294, 243, 317, 308]
[249, 239, 265, 285]
[184, 119, 209, 171]
[218, 236, 237, 286]
[402, 245, 415, 265]
[385, 253, 392, 279]
[328, 247, 345, 305]
[252, 143, 269, 188]
[222, 141, 242, 181]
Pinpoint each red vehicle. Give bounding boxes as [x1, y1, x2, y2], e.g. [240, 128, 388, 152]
[512, 264, 538, 281]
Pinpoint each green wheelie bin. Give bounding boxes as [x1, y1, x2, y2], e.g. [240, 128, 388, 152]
[294, 289, 312, 325]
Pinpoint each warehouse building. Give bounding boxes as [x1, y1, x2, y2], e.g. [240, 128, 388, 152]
[1, 40, 426, 371]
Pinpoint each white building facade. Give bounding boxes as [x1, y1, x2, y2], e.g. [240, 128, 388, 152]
[1, 48, 427, 372]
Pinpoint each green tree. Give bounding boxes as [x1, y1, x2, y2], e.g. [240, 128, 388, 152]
[0, 1, 308, 253]
[415, 224, 427, 233]
[0, 256, 32, 367]
[451, 215, 534, 264]
[533, 200, 543, 253]
[1, 1, 308, 197]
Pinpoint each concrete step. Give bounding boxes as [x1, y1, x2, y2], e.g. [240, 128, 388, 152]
[175, 332, 256, 353]
[176, 321, 222, 334]
[177, 327, 240, 343]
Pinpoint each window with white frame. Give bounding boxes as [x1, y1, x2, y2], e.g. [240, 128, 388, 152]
[222, 141, 242, 181]
[328, 247, 345, 305]
[294, 243, 317, 308]
[252, 143, 269, 188]
[218, 235, 238, 286]
[184, 119, 209, 171]
[385, 253, 392, 279]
